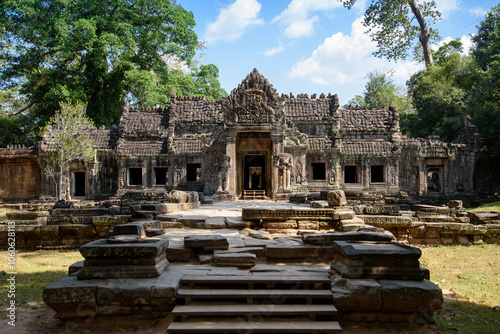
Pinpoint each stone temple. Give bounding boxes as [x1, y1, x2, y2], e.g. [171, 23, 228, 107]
[14, 68, 474, 203]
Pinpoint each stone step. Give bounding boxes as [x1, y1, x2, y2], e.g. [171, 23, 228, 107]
[180, 275, 331, 287]
[172, 304, 338, 318]
[167, 320, 342, 333]
[178, 289, 333, 303]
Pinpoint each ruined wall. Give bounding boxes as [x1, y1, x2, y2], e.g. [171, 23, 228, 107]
[474, 153, 500, 199]
[0, 149, 41, 201]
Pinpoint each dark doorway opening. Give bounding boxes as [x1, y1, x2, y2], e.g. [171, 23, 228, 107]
[186, 163, 201, 182]
[244, 155, 266, 190]
[73, 172, 86, 197]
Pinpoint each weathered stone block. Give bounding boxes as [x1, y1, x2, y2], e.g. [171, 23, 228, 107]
[331, 241, 424, 280]
[297, 221, 319, 230]
[40, 225, 59, 240]
[303, 232, 393, 245]
[214, 252, 256, 268]
[43, 276, 98, 319]
[331, 277, 382, 311]
[379, 279, 443, 313]
[204, 217, 227, 229]
[96, 277, 157, 314]
[327, 190, 348, 207]
[263, 221, 297, 229]
[113, 223, 146, 237]
[184, 234, 229, 250]
[364, 205, 400, 216]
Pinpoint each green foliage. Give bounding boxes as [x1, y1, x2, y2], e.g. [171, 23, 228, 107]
[363, 70, 413, 113]
[0, 0, 226, 136]
[41, 103, 95, 200]
[342, 0, 441, 65]
[345, 95, 365, 107]
[469, 5, 500, 154]
[406, 50, 471, 142]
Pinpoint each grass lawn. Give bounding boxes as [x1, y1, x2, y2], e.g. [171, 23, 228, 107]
[467, 201, 500, 212]
[420, 244, 500, 333]
[0, 245, 499, 333]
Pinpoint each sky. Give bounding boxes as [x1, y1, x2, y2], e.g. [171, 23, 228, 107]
[179, 0, 498, 105]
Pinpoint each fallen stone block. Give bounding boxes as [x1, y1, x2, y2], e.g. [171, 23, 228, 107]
[184, 234, 229, 250]
[379, 279, 443, 313]
[331, 277, 382, 311]
[204, 217, 227, 229]
[43, 276, 98, 319]
[214, 252, 256, 268]
[303, 232, 393, 245]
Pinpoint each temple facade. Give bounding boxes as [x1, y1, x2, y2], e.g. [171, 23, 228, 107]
[4, 69, 480, 201]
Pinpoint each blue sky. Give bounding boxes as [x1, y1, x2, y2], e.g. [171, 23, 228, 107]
[179, 0, 497, 105]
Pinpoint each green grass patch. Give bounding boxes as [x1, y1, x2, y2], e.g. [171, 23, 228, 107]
[0, 250, 83, 309]
[420, 244, 500, 333]
[467, 201, 500, 212]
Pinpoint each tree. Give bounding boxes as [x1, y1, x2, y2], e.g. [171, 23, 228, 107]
[0, 0, 226, 131]
[40, 103, 95, 201]
[469, 5, 500, 154]
[406, 41, 471, 141]
[341, 0, 441, 66]
[346, 70, 414, 132]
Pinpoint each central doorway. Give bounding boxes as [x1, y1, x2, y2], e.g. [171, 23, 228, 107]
[236, 132, 273, 199]
[244, 155, 266, 191]
[73, 171, 86, 197]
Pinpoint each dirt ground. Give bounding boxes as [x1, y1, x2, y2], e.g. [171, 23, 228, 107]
[0, 303, 439, 334]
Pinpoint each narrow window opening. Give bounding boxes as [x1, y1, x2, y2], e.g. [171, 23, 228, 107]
[371, 165, 385, 183]
[312, 163, 326, 180]
[154, 167, 168, 185]
[344, 165, 358, 183]
[186, 163, 201, 182]
[129, 168, 143, 185]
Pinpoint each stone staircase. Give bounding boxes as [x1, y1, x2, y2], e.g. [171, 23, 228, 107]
[243, 190, 266, 200]
[166, 274, 342, 333]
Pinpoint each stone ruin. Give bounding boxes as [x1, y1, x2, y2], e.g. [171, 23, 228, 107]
[0, 69, 481, 204]
[39, 189, 448, 333]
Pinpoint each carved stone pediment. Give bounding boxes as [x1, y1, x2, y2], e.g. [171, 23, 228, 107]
[225, 69, 282, 127]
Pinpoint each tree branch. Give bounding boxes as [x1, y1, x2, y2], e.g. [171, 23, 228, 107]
[7, 101, 34, 117]
[408, 0, 434, 66]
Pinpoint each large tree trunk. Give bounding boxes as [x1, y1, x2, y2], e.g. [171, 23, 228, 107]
[408, 0, 434, 66]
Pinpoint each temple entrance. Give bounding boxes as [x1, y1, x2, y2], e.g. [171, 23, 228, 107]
[236, 132, 273, 199]
[73, 172, 86, 197]
[244, 156, 266, 191]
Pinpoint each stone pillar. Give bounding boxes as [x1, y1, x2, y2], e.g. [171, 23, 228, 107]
[418, 159, 427, 195]
[226, 134, 237, 197]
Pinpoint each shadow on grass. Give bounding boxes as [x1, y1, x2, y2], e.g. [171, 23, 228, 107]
[435, 298, 499, 334]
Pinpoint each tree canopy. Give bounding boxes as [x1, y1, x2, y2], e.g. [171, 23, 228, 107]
[0, 0, 226, 147]
[341, 0, 441, 66]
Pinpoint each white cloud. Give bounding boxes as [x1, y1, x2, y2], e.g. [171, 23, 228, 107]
[435, 0, 459, 19]
[433, 35, 474, 55]
[469, 7, 488, 17]
[261, 45, 285, 56]
[288, 17, 423, 86]
[204, 0, 264, 44]
[272, 0, 343, 39]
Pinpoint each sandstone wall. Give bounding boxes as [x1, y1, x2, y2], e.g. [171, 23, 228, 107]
[0, 156, 41, 202]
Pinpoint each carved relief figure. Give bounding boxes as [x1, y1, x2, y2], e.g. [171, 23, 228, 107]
[214, 154, 231, 193]
[275, 153, 293, 191]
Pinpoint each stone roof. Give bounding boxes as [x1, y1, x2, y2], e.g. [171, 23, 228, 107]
[119, 110, 169, 139]
[0, 146, 38, 158]
[116, 140, 167, 156]
[340, 140, 395, 155]
[173, 136, 207, 154]
[307, 137, 333, 150]
[339, 108, 396, 134]
[284, 98, 330, 118]
[173, 99, 223, 123]
[40, 127, 116, 152]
